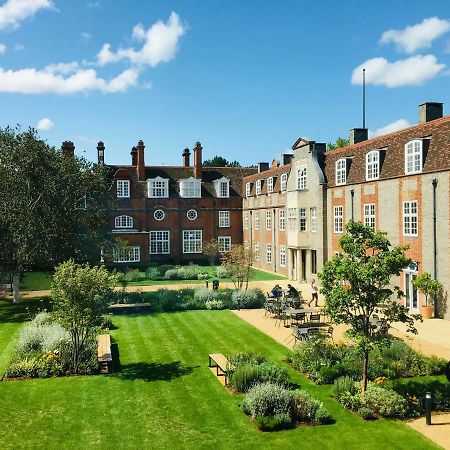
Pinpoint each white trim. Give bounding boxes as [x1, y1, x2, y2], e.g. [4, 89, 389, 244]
[117, 180, 130, 198]
[182, 229, 202, 253]
[115, 215, 133, 228]
[154, 209, 165, 221]
[335, 159, 347, 185]
[113, 246, 140, 262]
[255, 179, 262, 196]
[147, 177, 169, 198]
[296, 166, 308, 190]
[267, 177, 274, 193]
[404, 139, 423, 175]
[218, 236, 232, 252]
[219, 210, 230, 228]
[179, 177, 202, 198]
[149, 230, 170, 254]
[403, 200, 418, 236]
[366, 150, 380, 181]
[280, 173, 288, 192]
[334, 205, 343, 233]
[280, 245, 286, 267]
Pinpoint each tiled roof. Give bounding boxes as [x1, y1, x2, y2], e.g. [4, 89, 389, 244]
[324, 116, 450, 186]
[243, 164, 291, 196]
[108, 165, 257, 198]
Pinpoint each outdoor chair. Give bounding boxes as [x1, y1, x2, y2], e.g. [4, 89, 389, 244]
[324, 326, 334, 340]
[307, 327, 321, 339]
[291, 312, 306, 326]
[309, 313, 321, 325]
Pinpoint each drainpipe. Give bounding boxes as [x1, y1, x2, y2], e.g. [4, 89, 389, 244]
[432, 178, 438, 318]
[350, 188, 355, 221]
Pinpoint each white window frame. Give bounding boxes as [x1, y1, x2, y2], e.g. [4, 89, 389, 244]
[154, 209, 165, 221]
[254, 213, 260, 230]
[366, 151, 380, 181]
[179, 178, 202, 198]
[279, 210, 285, 231]
[219, 210, 230, 228]
[296, 166, 308, 190]
[256, 179, 262, 196]
[182, 230, 203, 253]
[280, 173, 288, 192]
[288, 208, 297, 231]
[214, 178, 230, 198]
[266, 244, 272, 264]
[364, 203, 376, 231]
[405, 140, 423, 175]
[149, 231, 170, 254]
[265, 210, 272, 230]
[334, 205, 343, 234]
[280, 245, 286, 267]
[115, 215, 133, 228]
[113, 246, 140, 263]
[218, 236, 232, 252]
[336, 159, 347, 185]
[245, 182, 251, 197]
[267, 177, 274, 193]
[404, 264, 419, 311]
[147, 177, 169, 198]
[310, 208, 317, 233]
[403, 201, 418, 236]
[299, 208, 307, 232]
[254, 242, 260, 261]
[117, 180, 130, 198]
[187, 209, 198, 221]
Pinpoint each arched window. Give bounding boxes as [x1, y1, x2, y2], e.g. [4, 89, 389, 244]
[366, 150, 380, 180]
[115, 215, 133, 228]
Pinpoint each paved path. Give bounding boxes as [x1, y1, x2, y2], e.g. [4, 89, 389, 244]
[406, 413, 450, 450]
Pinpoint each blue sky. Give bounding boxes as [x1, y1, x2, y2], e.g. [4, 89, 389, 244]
[0, 0, 449, 166]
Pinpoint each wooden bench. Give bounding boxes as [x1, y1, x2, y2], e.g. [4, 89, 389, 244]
[98, 334, 112, 374]
[208, 353, 235, 385]
[107, 303, 151, 314]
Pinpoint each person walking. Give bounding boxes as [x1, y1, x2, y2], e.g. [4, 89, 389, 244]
[309, 279, 319, 306]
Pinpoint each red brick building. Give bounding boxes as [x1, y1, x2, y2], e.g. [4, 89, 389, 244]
[104, 140, 256, 264]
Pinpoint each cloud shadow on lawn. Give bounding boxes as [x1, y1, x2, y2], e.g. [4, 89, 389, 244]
[117, 361, 197, 382]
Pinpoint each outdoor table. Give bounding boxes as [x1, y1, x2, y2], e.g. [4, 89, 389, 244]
[283, 307, 323, 327]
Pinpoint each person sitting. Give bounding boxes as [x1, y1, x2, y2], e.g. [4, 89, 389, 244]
[286, 284, 299, 299]
[269, 284, 283, 298]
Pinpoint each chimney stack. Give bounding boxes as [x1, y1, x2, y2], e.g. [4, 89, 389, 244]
[97, 141, 105, 164]
[419, 102, 443, 124]
[136, 140, 145, 181]
[257, 162, 269, 173]
[182, 148, 191, 167]
[61, 141, 75, 158]
[193, 141, 203, 179]
[349, 128, 368, 145]
[130, 146, 137, 166]
[282, 154, 293, 165]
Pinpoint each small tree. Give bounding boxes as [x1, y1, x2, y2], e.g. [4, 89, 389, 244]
[51, 260, 118, 373]
[319, 221, 420, 398]
[203, 239, 221, 265]
[327, 137, 349, 151]
[221, 243, 254, 290]
[413, 272, 442, 307]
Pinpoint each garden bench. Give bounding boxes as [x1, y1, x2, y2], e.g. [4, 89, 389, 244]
[208, 353, 235, 385]
[98, 334, 112, 374]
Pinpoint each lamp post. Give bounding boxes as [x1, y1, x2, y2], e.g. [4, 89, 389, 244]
[425, 392, 432, 425]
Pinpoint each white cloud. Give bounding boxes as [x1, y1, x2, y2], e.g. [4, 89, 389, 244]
[380, 17, 450, 54]
[370, 119, 411, 138]
[44, 61, 79, 74]
[36, 117, 54, 130]
[351, 55, 445, 88]
[80, 32, 92, 45]
[0, 0, 53, 31]
[0, 66, 140, 94]
[97, 12, 185, 67]
[0, 43, 5, 54]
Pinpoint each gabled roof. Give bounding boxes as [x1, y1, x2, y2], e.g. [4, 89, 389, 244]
[243, 164, 291, 196]
[292, 137, 313, 150]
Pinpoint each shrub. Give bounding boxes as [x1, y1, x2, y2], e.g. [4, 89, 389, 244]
[230, 364, 262, 392]
[424, 356, 447, 375]
[33, 311, 53, 326]
[215, 266, 229, 278]
[157, 264, 175, 276]
[227, 352, 267, 368]
[445, 361, 450, 383]
[5, 357, 42, 378]
[255, 413, 292, 431]
[16, 321, 69, 355]
[205, 299, 225, 310]
[334, 376, 357, 399]
[291, 390, 330, 424]
[113, 290, 146, 304]
[40, 323, 70, 353]
[257, 362, 290, 386]
[145, 267, 161, 280]
[123, 269, 146, 282]
[197, 272, 209, 280]
[314, 406, 333, 424]
[318, 363, 347, 384]
[365, 384, 408, 418]
[359, 407, 376, 420]
[242, 382, 293, 419]
[231, 289, 265, 309]
[165, 269, 180, 280]
[177, 266, 200, 280]
[194, 287, 218, 304]
[337, 391, 362, 410]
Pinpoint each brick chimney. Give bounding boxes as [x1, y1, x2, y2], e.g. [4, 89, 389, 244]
[193, 141, 202, 179]
[257, 162, 269, 172]
[349, 128, 368, 145]
[419, 102, 443, 124]
[182, 147, 191, 167]
[271, 159, 279, 168]
[97, 141, 105, 164]
[61, 141, 75, 157]
[130, 146, 137, 166]
[136, 140, 145, 181]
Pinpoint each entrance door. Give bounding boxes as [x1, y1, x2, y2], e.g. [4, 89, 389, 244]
[404, 271, 418, 311]
[291, 250, 297, 280]
[301, 250, 307, 282]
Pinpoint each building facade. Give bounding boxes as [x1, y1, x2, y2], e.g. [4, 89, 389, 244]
[106, 141, 256, 264]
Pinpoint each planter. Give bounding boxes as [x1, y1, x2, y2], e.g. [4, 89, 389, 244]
[420, 305, 433, 319]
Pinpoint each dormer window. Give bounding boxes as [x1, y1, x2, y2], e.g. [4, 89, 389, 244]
[267, 177, 274, 193]
[245, 182, 252, 197]
[296, 166, 307, 190]
[366, 150, 380, 180]
[281, 173, 287, 192]
[336, 159, 347, 185]
[405, 139, 423, 175]
[256, 180, 262, 196]
[214, 177, 230, 198]
[147, 177, 169, 198]
[179, 177, 201, 198]
[117, 180, 130, 198]
[115, 215, 133, 228]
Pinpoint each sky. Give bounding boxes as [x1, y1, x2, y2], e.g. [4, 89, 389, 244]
[0, 0, 449, 166]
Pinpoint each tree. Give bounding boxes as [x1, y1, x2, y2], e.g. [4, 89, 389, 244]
[413, 272, 442, 307]
[51, 260, 118, 373]
[203, 239, 221, 265]
[327, 137, 349, 151]
[318, 221, 420, 398]
[0, 127, 114, 302]
[203, 155, 241, 167]
[221, 243, 254, 290]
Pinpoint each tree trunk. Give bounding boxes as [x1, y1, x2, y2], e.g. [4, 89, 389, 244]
[12, 272, 20, 304]
[361, 350, 369, 401]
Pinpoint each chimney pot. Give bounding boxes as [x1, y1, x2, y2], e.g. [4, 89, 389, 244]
[182, 147, 191, 167]
[130, 146, 137, 166]
[419, 102, 443, 124]
[282, 154, 293, 165]
[349, 128, 368, 145]
[61, 141, 75, 158]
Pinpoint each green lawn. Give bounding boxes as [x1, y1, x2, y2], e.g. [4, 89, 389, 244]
[20, 267, 287, 291]
[0, 298, 438, 449]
